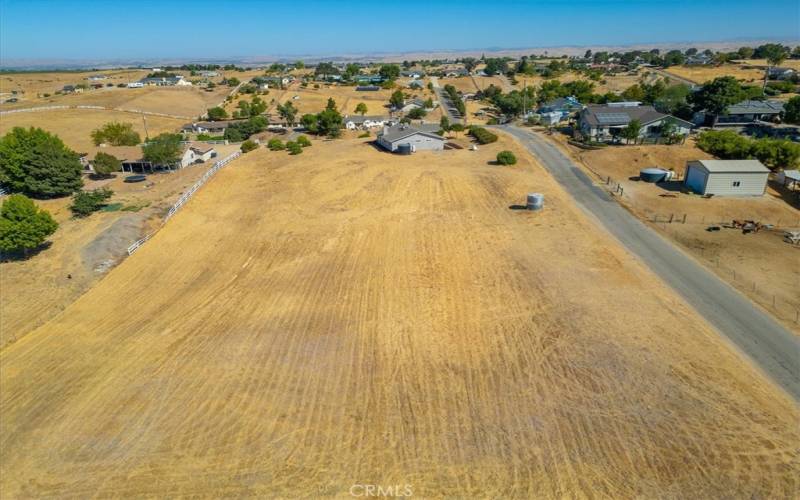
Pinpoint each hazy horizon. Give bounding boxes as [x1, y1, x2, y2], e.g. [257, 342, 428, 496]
[1, 0, 798, 63]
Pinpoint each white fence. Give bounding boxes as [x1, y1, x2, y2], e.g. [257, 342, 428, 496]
[126, 151, 241, 255]
[0, 104, 192, 120]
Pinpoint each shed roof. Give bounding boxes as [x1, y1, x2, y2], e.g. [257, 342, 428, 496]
[693, 159, 770, 173]
[86, 146, 143, 162]
[726, 100, 784, 115]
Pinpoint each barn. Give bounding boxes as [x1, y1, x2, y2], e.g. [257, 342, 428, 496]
[683, 160, 769, 196]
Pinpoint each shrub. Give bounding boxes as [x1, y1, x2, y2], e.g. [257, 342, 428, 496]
[0, 127, 83, 198]
[406, 107, 427, 119]
[0, 194, 58, 256]
[240, 139, 258, 153]
[286, 141, 303, 155]
[70, 188, 113, 217]
[206, 106, 228, 121]
[91, 152, 121, 177]
[469, 126, 498, 144]
[296, 135, 311, 147]
[267, 138, 285, 150]
[496, 151, 517, 165]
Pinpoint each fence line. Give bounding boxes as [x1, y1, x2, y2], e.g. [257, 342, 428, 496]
[126, 151, 241, 255]
[650, 212, 800, 228]
[0, 104, 192, 120]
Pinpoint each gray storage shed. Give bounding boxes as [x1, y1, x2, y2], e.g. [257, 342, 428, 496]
[683, 160, 769, 196]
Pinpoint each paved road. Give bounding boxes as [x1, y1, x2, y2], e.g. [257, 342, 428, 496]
[500, 125, 800, 401]
[430, 76, 464, 124]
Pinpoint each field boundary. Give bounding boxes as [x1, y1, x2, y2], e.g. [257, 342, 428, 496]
[127, 150, 241, 255]
[0, 104, 192, 120]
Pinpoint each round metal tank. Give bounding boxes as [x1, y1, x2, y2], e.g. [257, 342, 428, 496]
[526, 193, 544, 210]
[640, 167, 668, 183]
[397, 143, 413, 155]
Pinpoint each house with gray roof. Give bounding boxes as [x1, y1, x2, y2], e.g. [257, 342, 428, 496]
[578, 105, 692, 143]
[694, 100, 785, 126]
[376, 123, 444, 153]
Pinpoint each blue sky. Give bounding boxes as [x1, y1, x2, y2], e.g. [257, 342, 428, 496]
[1, 0, 798, 61]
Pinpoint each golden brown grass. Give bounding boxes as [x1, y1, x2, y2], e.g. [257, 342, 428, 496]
[1, 135, 798, 497]
[0, 109, 186, 152]
[664, 64, 765, 84]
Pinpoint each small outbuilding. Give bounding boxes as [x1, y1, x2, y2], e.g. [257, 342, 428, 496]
[683, 160, 770, 196]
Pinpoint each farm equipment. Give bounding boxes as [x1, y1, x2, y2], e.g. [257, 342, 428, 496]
[784, 230, 800, 245]
[725, 219, 765, 234]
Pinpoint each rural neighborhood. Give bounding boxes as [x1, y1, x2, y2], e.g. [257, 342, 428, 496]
[0, 1, 799, 498]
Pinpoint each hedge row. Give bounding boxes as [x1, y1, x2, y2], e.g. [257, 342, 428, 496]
[469, 126, 498, 144]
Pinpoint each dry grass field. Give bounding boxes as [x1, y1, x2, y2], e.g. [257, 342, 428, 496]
[1, 135, 798, 497]
[551, 136, 800, 334]
[0, 69, 148, 100]
[0, 109, 186, 152]
[514, 71, 642, 94]
[0, 145, 241, 347]
[664, 64, 766, 84]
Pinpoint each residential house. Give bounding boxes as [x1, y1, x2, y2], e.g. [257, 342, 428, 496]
[353, 75, 384, 84]
[198, 70, 219, 77]
[342, 115, 393, 130]
[127, 82, 144, 88]
[537, 96, 583, 123]
[377, 123, 445, 153]
[179, 143, 217, 167]
[407, 79, 425, 89]
[578, 104, 692, 142]
[693, 100, 785, 126]
[400, 70, 425, 79]
[685, 53, 714, 65]
[81, 146, 152, 173]
[767, 67, 796, 81]
[356, 85, 381, 91]
[87, 75, 107, 81]
[182, 119, 248, 135]
[400, 98, 436, 113]
[139, 75, 192, 86]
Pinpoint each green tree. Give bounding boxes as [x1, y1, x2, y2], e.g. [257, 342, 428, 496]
[317, 107, 343, 138]
[496, 151, 517, 165]
[0, 194, 58, 255]
[783, 96, 800, 125]
[379, 64, 401, 81]
[301, 113, 319, 134]
[620, 119, 642, 144]
[240, 139, 258, 153]
[296, 135, 311, 147]
[286, 141, 303, 155]
[294, 60, 305, 69]
[91, 152, 121, 178]
[355, 102, 368, 115]
[277, 101, 298, 125]
[761, 43, 788, 89]
[406, 107, 426, 119]
[390, 90, 405, 109]
[689, 77, 746, 127]
[70, 188, 113, 217]
[439, 116, 451, 134]
[0, 127, 83, 198]
[207, 106, 228, 121]
[90, 122, 141, 146]
[142, 133, 182, 167]
[737, 47, 755, 59]
[267, 138, 285, 150]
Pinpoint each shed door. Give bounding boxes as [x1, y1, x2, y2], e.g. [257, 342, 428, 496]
[685, 166, 707, 194]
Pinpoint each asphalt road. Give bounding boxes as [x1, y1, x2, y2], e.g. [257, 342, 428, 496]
[430, 76, 463, 124]
[500, 125, 800, 401]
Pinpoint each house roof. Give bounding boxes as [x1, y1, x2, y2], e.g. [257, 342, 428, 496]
[726, 100, 785, 115]
[379, 123, 444, 144]
[581, 105, 666, 127]
[343, 115, 389, 124]
[184, 119, 247, 130]
[188, 142, 215, 154]
[693, 159, 770, 174]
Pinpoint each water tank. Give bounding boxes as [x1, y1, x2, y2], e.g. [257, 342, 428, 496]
[397, 143, 413, 155]
[526, 193, 544, 210]
[640, 168, 668, 183]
